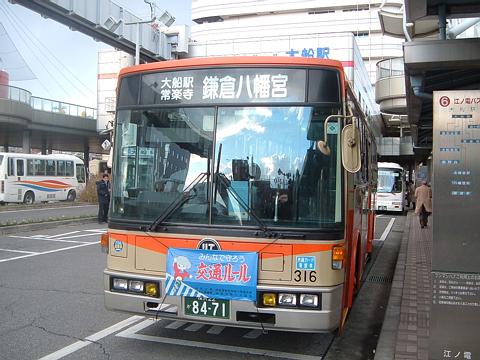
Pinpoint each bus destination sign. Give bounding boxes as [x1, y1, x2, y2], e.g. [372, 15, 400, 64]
[140, 68, 307, 105]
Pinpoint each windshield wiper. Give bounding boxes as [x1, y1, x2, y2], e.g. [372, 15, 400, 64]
[146, 172, 208, 232]
[215, 173, 275, 237]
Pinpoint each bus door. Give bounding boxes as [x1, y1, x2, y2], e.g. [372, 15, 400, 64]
[75, 163, 86, 191]
[14, 158, 25, 202]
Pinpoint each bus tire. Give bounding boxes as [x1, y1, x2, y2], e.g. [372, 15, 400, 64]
[67, 190, 76, 202]
[23, 191, 35, 205]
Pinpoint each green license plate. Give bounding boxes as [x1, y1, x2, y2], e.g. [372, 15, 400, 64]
[184, 297, 230, 319]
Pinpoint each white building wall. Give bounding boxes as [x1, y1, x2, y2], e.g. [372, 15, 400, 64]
[97, 50, 134, 132]
[190, 1, 404, 84]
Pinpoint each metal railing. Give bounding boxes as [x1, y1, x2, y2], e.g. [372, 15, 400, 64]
[31, 97, 96, 118]
[376, 57, 405, 81]
[0, 84, 96, 119]
[0, 84, 32, 104]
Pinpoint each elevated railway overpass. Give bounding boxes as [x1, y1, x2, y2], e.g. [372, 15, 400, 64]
[0, 84, 105, 167]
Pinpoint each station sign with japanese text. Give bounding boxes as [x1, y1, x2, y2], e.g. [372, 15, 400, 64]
[165, 248, 258, 301]
[431, 90, 480, 360]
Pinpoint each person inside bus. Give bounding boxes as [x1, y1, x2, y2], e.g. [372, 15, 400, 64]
[414, 180, 432, 228]
[96, 173, 111, 223]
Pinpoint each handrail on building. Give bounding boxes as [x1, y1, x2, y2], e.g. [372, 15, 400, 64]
[376, 57, 404, 81]
[0, 83, 97, 119]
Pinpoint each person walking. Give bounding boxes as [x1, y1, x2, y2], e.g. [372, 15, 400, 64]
[96, 173, 111, 223]
[414, 180, 432, 228]
[407, 180, 415, 209]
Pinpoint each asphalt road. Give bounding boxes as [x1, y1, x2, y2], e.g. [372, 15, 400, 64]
[0, 214, 400, 360]
[0, 203, 97, 225]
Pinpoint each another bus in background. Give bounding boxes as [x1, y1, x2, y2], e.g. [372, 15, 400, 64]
[0, 152, 86, 205]
[375, 162, 405, 212]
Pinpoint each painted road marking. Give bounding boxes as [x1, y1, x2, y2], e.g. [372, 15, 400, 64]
[165, 320, 187, 330]
[8, 235, 92, 244]
[116, 318, 322, 360]
[47, 231, 81, 238]
[0, 248, 38, 254]
[206, 325, 225, 335]
[0, 242, 99, 264]
[0, 205, 96, 214]
[376, 218, 396, 242]
[184, 323, 205, 332]
[54, 233, 105, 240]
[243, 329, 263, 339]
[38, 315, 143, 360]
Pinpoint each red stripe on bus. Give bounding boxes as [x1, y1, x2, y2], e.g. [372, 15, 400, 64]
[110, 233, 337, 256]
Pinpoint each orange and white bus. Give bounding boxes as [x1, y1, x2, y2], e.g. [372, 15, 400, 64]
[102, 57, 377, 332]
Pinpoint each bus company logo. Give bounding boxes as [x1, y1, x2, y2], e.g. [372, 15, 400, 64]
[113, 240, 124, 252]
[439, 96, 450, 107]
[197, 238, 221, 251]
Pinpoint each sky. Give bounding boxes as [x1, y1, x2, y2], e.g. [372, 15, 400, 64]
[0, 0, 192, 108]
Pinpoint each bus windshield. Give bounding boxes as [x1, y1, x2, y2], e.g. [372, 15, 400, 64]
[377, 168, 403, 193]
[111, 105, 343, 229]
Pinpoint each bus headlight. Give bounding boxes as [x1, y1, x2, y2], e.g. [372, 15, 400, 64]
[128, 280, 144, 292]
[112, 278, 128, 291]
[300, 294, 318, 307]
[278, 293, 297, 306]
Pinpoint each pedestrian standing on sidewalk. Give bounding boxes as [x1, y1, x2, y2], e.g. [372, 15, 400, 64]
[414, 180, 432, 228]
[406, 180, 415, 209]
[96, 173, 111, 223]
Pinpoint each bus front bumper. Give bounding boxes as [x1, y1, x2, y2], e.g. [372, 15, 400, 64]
[104, 269, 343, 333]
[376, 201, 403, 212]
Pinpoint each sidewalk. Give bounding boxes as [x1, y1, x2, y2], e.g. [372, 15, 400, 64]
[375, 212, 432, 360]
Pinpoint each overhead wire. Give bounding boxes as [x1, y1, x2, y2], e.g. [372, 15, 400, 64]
[0, 1, 70, 98]
[0, 1, 97, 102]
[2, 1, 96, 99]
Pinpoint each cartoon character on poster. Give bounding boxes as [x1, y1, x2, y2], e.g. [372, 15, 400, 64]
[173, 255, 192, 281]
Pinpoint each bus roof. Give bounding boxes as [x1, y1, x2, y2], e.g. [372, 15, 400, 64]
[119, 56, 346, 79]
[0, 152, 83, 162]
[378, 162, 403, 170]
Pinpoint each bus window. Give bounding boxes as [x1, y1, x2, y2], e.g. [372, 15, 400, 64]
[8, 157, 14, 176]
[76, 164, 85, 183]
[27, 159, 35, 176]
[65, 161, 74, 177]
[46, 160, 56, 176]
[35, 160, 46, 176]
[57, 161, 66, 176]
[16, 159, 24, 176]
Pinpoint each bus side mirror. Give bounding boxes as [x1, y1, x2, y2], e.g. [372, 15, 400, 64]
[341, 124, 361, 173]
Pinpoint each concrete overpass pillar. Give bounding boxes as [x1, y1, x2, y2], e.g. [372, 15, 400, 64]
[22, 130, 31, 154]
[83, 139, 90, 179]
[41, 137, 47, 155]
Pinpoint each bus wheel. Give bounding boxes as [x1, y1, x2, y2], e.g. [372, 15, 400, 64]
[23, 191, 35, 205]
[67, 190, 76, 202]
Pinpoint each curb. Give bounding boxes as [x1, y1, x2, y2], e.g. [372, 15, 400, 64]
[0, 202, 96, 213]
[374, 212, 411, 360]
[0, 217, 97, 236]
